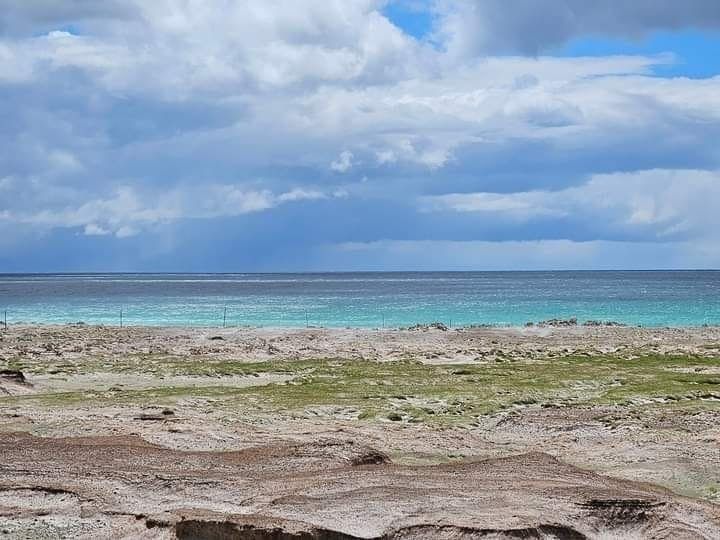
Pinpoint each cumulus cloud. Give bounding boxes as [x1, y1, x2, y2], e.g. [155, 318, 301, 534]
[0, 0, 431, 95]
[0, 1, 719, 269]
[277, 53, 718, 177]
[435, 0, 720, 56]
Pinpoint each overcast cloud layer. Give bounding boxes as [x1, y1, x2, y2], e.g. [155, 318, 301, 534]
[1, 0, 720, 271]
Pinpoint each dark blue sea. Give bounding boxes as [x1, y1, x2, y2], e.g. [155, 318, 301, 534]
[0, 271, 719, 328]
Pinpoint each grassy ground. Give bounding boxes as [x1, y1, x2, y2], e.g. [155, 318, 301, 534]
[2, 354, 719, 424]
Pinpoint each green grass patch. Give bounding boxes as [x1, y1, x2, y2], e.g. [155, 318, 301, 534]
[2, 354, 719, 426]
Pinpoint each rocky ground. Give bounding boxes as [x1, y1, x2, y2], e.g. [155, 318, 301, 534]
[1, 324, 719, 539]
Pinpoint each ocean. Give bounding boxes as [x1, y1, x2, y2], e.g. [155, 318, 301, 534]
[0, 271, 718, 328]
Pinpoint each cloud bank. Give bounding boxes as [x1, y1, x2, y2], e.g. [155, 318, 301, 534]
[0, 0, 719, 270]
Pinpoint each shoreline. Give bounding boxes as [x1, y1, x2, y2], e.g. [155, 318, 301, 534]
[4, 319, 720, 330]
[3, 323, 720, 365]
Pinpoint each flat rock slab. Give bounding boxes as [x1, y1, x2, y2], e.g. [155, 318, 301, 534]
[0, 433, 718, 539]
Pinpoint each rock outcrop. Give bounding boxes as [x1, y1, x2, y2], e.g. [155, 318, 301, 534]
[0, 433, 718, 539]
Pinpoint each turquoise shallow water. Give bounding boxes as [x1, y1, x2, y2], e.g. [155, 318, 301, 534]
[0, 272, 719, 328]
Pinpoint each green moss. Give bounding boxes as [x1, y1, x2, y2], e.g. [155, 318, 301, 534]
[2, 353, 719, 426]
[213, 354, 720, 425]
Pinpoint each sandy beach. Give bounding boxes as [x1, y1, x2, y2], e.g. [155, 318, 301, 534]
[1, 324, 719, 538]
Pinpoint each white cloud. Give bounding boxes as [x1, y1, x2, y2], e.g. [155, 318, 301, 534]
[83, 223, 110, 236]
[276, 188, 327, 202]
[330, 151, 354, 173]
[115, 225, 139, 238]
[327, 238, 720, 270]
[423, 169, 720, 239]
[0, 0, 430, 96]
[422, 191, 564, 217]
[279, 54, 690, 170]
[1, 184, 339, 238]
[1, 1, 715, 179]
[376, 149, 397, 164]
[0, 42, 34, 82]
[48, 150, 83, 172]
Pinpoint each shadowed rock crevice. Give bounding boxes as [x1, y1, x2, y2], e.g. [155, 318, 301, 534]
[578, 498, 666, 526]
[174, 521, 589, 540]
[175, 519, 364, 540]
[383, 524, 588, 539]
[0, 370, 28, 384]
[0, 369, 33, 395]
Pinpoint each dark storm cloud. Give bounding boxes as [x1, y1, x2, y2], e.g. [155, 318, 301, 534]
[0, 0, 137, 35]
[438, 0, 720, 56]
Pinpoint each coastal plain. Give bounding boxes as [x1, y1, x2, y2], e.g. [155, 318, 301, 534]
[1, 324, 719, 539]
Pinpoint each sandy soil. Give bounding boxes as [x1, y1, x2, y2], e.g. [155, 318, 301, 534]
[1, 324, 719, 539]
[3, 323, 720, 364]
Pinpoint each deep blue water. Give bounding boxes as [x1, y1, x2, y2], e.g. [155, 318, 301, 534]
[0, 272, 719, 328]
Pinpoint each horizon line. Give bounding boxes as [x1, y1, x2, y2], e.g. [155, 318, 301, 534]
[1, 269, 719, 276]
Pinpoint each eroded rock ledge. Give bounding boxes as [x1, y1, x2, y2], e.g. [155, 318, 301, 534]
[0, 433, 718, 539]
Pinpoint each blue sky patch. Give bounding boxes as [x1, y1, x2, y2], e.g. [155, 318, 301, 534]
[383, 0, 435, 39]
[560, 30, 720, 79]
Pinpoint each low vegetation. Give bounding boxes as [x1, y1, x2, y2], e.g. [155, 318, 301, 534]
[2, 353, 719, 425]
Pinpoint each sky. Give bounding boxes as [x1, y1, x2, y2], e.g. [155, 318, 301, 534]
[1, 0, 720, 272]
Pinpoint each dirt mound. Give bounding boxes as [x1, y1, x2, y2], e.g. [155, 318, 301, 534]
[0, 434, 718, 539]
